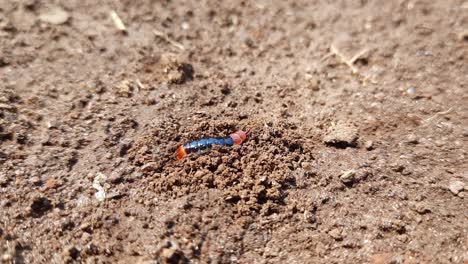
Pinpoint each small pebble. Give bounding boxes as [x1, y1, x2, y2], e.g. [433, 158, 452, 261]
[115, 80, 134, 98]
[2, 253, 12, 262]
[39, 6, 70, 25]
[406, 87, 416, 95]
[307, 76, 320, 91]
[411, 202, 431, 214]
[448, 180, 465, 195]
[406, 134, 419, 144]
[181, 22, 190, 30]
[365, 140, 374, 150]
[300, 162, 312, 171]
[340, 170, 356, 184]
[328, 228, 344, 241]
[462, 128, 468, 137]
[30, 176, 42, 186]
[61, 245, 80, 261]
[374, 92, 385, 102]
[109, 171, 124, 184]
[79, 222, 92, 232]
[43, 178, 60, 191]
[458, 31, 468, 42]
[141, 162, 157, 173]
[434, 140, 444, 147]
[323, 123, 358, 148]
[107, 191, 124, 200]
[158, 247, 186, 263]
[303, 210, 316, 224]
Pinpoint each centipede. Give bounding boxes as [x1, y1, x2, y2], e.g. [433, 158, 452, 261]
[176, 130, 248, 160]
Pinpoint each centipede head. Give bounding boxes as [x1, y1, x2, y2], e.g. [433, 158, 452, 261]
[176, 145, 187, 160]
[238, 128, 251, 143]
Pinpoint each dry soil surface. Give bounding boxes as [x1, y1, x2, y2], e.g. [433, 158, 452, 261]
[1, 0, 467, 263]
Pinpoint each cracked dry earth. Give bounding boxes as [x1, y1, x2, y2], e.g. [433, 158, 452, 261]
[0, 0, 467, 263]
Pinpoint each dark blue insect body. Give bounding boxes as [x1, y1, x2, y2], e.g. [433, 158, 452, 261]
[184, 137, 234, 152]
[176, 130, 247, 160]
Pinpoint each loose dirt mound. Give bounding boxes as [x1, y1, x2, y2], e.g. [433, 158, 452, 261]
[130, 120, 313, 210]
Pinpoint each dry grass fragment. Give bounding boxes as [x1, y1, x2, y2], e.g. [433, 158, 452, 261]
[110, 11, 126, 33]
[423, 107, 453, 125]
[322, 44, 376, 84]
[153, 30, 185, 51]
[330, 44, 369, 74]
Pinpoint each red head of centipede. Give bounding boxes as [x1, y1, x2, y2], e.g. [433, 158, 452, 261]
[229, 130, 247, 144]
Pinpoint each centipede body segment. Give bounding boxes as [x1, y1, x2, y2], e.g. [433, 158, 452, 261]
[176, 130, 247, 160]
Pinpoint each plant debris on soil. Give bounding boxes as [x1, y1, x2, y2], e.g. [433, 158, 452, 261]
[0, 1, 467, 263]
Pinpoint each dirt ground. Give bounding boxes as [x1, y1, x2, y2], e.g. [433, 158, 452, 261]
[0, 0, 467, 263]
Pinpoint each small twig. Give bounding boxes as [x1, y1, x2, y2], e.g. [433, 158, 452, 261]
[327, 44, 377, 84]
[320, 52, 334, 62]
[330, 44, 359, 74]
[423, 107, 453, 124]
[349, 48, 370, 64]
[153, 29, 185, 51]
[136, 79, 144, 91]
[110, 11, 127, 33]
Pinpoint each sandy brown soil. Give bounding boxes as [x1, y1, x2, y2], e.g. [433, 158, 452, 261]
[1, 0, 467, 263]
